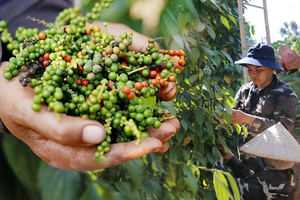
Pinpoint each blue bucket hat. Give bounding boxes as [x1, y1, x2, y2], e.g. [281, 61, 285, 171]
[235, 43, 283, 71]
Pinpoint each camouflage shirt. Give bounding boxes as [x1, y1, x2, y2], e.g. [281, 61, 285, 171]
[234, 74, 298, 134]
[227, 156, 300, 200]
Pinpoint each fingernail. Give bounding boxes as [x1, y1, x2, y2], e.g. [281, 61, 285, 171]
[82, 125, 106, 144]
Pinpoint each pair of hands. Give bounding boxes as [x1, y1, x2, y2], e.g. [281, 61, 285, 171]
[219, 109, 254, 126]
[231, 109, 254, 126]
[0, 23, 180, 171]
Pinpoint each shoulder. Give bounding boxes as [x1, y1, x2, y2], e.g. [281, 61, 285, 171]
[238, 81, 254, 92]
[274, 76, 297, 97]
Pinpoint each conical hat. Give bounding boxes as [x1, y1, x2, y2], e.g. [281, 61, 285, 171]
[239, 123, 300, 163]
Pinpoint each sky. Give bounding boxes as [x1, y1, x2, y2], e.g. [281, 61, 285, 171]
[243, 0, 300, 43]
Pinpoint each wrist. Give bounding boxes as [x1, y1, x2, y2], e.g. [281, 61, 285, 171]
[245, 114, 254, 126]
[224, 152, 234, 160]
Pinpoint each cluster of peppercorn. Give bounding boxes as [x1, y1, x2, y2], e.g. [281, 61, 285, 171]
[0, 0, 186, 159]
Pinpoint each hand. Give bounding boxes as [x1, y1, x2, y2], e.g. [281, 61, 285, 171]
[0, 61, 180, 171]
[216, 143, 234, 160]
[0, 23, 180, 171]
[231, 109, 254, 125]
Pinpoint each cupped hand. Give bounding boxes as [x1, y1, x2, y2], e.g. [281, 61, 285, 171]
[0, 61, 180, 171]
[0, 21, 181, 171]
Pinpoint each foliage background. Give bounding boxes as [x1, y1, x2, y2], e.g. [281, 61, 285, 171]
[0, 0, 257, 199]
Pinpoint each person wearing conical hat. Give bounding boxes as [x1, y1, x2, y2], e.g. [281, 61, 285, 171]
[232, 43, 298, 173]
[275, 45, 300, 178]
[214, 123, 300, 200]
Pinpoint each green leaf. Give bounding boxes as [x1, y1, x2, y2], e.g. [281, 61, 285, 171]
[185, 12, 193, 23]
[123, 160, 144, 186]
[223, 172, 241, 200]
[190, 47, 200, 64]
[193, 151, 207, 166]
[182, 109, 191, 119]
[169, 146, 183, 161]
[151, 160, 159, 172]
[194, 19, 206, 32]
[220, 50, 233, 64]
[212, 146, 220, 160]
[176, 129, 184, 143]
[162, 9, 184, 49]
[147, 180, 163, 198]
[181, 120, 188, 131]
[207, 152, 215, 164]
[207, 26, 216, 40]
[213, 170, 231, 200]
[114, 182, 140, 200]
[185, 36, 197, 46]
[2, 134, 40, 199]
[178, 13, 188, 27]
[217, 132, 227, 147]
[205, 122, 214, 134]
[142, 96, 156, 111]
[223, 111, 232, 125]
[183, 165, 198, 195]
[188, 74, 198, 83]
[161, 100, 176, 117]
[202, 45, 214, 56]
[227, 14, 237, 25]
[214, 56, 221, 66]
[184, 150, 191, 160]
[183, 0, 199, 19]
[38, 161, 81, 200]
[196, 109, 204, 126]
[199, 70, 204, 80]
[241, 125, 248, 137]
[233, 124, 241, 135]
[200, 129, 208, 142]
[204, 65, 212, 76]
[220, 16, 230, 29]
[79, 183, 102, 200]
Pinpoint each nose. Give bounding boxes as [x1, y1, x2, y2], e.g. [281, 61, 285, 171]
[249, 71, 256, 77]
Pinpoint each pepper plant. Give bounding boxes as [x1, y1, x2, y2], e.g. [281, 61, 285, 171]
[0, 0, 252, 199]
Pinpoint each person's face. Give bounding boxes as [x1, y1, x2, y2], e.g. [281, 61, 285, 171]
[247, 65, 274, 86]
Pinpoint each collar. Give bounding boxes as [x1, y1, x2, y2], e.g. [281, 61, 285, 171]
[252, 74, 278, 94]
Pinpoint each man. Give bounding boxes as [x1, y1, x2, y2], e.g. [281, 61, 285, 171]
[214, 123, 300, 200]
[232, 43, 298, 172]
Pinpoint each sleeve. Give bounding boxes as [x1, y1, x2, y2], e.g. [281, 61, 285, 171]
[227, 156, 268, 200]
[226, 156, 254, 179]
[233, 86, 243, 109]
[212, 160, 226, 171]
[249, 88, 297, 132]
